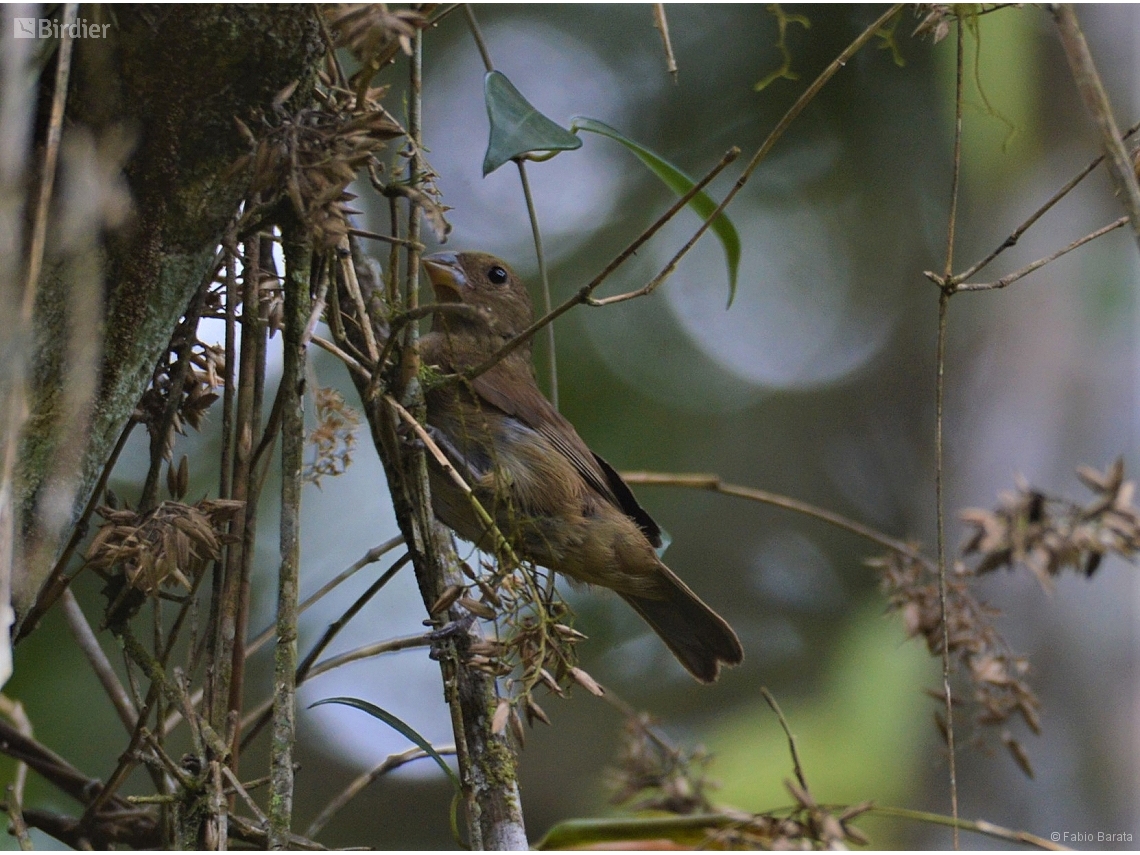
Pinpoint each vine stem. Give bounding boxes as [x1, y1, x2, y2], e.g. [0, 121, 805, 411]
[462, 4, 559, 407]
[516, 162, 558, 408]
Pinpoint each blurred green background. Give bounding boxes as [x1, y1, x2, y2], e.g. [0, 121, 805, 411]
[7, 4, 1140, 849]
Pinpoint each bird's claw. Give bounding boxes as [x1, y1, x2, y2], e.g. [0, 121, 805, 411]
[427, 613, 476, 660]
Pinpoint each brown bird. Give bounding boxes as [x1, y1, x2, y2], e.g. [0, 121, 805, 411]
[419, 251, 743, 683]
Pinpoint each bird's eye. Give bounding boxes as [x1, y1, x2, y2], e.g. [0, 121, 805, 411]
[487, 265, 508, 285]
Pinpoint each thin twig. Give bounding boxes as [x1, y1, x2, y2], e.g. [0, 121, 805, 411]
[1054, 4, 1140, 253]
[240, 555, 411, 751]
[248, 537, 404, 657]
[761, 688, 808, 793]
[652, 4, 678, 82]
[934, 18, 965, 848]
[954, 119, 1140, 283]
[21, 3, 76, 318]
[295, 556, 410, 686]
[5, 783, 31, 850]
[223, 764, 271, 828]
[18, 417, 137, 640]
[339, 243, 380, 365]
[953, 216, 1127, 291]
[305, 744, 457, 839]
[305, 632, 432, 681]
[220, 229, 239, 500]
[0, 695, 33, 807]
[165, 538, 405, 739]
[347, 226, 423, 249]
[463, 4, 494, 72]
[619, 471, 932, 569]
[140, 287, 209, 511]
[61, 589, 137, 733]
[864, 805, 1065, 851]
[312, 334, 370, 380]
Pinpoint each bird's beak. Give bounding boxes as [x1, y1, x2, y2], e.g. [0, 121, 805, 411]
[422, 252, 466, 303]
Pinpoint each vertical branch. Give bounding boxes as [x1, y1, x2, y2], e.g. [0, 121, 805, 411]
[209, 235, 263, 763]
[934, 288, 957, 845]
[326, 25, 529, 847]
[268, 226, 310, 847]
[220, 228, 239, 501]
[1054, 4, 1140, 252]
[934, 15, 965, 850]
[402, 29, 490, 845]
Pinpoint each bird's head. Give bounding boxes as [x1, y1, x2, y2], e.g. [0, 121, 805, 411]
[422, 251, 534, 339]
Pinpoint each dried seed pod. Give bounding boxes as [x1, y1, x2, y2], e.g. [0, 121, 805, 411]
[467, 639, 505, 658]
[429, 585, 464, 615]
[508, 708, 526, 747]
[1002, 731, 1034, 779]
[553, 623, 587, 641]
[538, 669, 564, 698]
[475, 578, 501, 607]
[525, 698, 550, 727]
[491, 699, 510, 735]
[569, 667, 605, 697]
[458, 596, 496, 620]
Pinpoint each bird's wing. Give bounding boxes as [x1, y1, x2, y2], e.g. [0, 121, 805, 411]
[471, 358, 662, 547]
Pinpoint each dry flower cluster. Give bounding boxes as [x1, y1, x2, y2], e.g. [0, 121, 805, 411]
[431, 557, 604, 743]
[608, 711, 715, 814]
[873, 549, 1040, 775]
[875, 461, 1140, 775]
[960, 458, 1140, 587]
[606, 712, 871, 849]
[232, 81, 404, 249]
[304, 386, 361, 486]
[134, 339, 225, 460]
[325, 4, 431, 95]
[85, 499, 244, 624]
[912, 4, 957, 43]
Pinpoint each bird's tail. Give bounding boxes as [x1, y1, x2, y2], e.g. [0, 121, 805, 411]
[621, 562, 743, 683]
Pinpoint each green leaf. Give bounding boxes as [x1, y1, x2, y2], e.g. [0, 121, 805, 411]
[570, 116, 741, 306]
[482, 70, 582, 176]
[309, 697, 460, 789]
